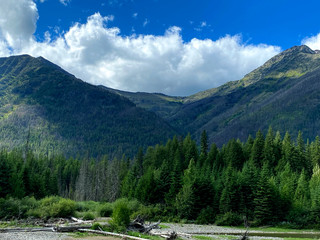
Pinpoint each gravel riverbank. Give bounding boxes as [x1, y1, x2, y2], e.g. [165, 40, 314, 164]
[1, 223, 320, 240]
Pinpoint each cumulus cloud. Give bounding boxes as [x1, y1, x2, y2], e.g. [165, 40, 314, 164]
[302, 33, 320, 50]
[0, 0, 281, 96]
[0, 0, 38, 49]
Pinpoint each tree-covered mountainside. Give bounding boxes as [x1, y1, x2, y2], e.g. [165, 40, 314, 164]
[105, 87, 185, 119]
[167, 45, 320, 145]
[105, 45, 320, 147]
[1, 45, 320, 157]
[0, 55, 178, 157]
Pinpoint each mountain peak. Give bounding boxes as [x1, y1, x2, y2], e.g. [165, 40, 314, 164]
[241, 45, 320, 85]
[281, 45, 315, 55]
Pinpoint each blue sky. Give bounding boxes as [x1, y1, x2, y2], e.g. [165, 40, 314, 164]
[35, 0, 320, 49]
[1, 0, 320, 96]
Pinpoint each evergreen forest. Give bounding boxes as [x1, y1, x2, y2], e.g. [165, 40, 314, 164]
[1, 127, 320, 228]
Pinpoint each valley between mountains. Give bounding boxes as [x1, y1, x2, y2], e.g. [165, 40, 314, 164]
[1, 45, 320, 157]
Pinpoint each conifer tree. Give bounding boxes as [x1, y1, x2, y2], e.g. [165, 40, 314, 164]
[263, 126, 276, 168]
[309, 164, 320, 218]
[239, 159, 258, 219]
[204, 143, 218, 173]
[254, 163, 274, 224]
[219, 165, 239, 213]
[293, 169, 310, 209]
[250, 130, 265, 168]
[183, 134, 198, 168]
[176, 159, 197, 219]
[225, 139, 245, 170]
[243, 134, 254, 160]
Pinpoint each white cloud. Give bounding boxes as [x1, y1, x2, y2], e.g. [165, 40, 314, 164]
[0, 0, 281, 96]
[302, 33, 320, 50]
[143, 18, 149, 27]
[200, 21, 207, 27]
[0, 0, 38, 49]
[60, 0, 71, 6]
[133, 13, 138, 18]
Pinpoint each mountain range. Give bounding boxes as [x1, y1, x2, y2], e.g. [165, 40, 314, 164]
[0, 45, 319, 157]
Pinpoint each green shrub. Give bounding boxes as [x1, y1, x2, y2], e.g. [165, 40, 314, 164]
[196, 207, 216, 224]
[98, 202, 113, 217]
[126, 199, 141, 213]
[0, 197, 39, 220]
[216, 212, 242, 226]
[91, 222, 103, 230]
[131, 204, 162, 221]
[83, 211, 96, 220]
[0, 198, 21, 219]
[30, 196, 76, 219]
[285, 208, 311, 228]
[76, 201, 99, 212]
[110, 198, 130, 230]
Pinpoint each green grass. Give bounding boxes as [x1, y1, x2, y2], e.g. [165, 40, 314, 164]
[224, 225, 318, 233]
[283, 238, 315, 240]
[127, 231, 163, 240]
[159, 224, 170, 229]
[194, 234, 317, 240]
[194, 235, 214, 240]
[68, 232, 101, 238]
[194, 235, 235, 240]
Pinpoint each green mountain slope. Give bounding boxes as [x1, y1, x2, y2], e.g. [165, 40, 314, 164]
[168, 45, 320, 144]
[0, 55, 178, 157]
[105, 87, 185, 119]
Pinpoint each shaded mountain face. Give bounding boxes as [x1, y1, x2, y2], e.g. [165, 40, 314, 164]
[0, 55, 177, 157]
[104, 87, 185, 119]
[111, 45, 320, 146]
[168, 45, 320, 144]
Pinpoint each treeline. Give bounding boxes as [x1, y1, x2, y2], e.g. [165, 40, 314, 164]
[1, 128, 320, 227]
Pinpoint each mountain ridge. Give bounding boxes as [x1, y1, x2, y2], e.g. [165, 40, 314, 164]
[108, 45, 320, 145]
[1, 45, 320, 156]
[0, 54, 178, 157]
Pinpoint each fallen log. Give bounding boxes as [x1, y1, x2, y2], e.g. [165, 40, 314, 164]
[150, 230, 190, 238]
[53, 225, 92, 232]
[78, 229, 148, 240]
[0, 227, 54, 233]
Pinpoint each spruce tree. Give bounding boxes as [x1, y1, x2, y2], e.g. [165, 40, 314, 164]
[254, 163, 274, 225]
[250, 130, 265, 168]
[219, 165, 239, 213]
[263, 126, 276, 168]
[293, 169, 310, 209]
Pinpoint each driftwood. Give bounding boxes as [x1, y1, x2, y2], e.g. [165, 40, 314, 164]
[0, 217, 93, 233]
[54, 225, 92, 232]
[129, 215, 161, 233]
[78, 229, 148, 240]
[0, 227, 54, 233]
[150, 230, 183, 240]
[160, 231, 178, 240]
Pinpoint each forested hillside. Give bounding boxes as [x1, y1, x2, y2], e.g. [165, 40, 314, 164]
[111, 45, 320, 148]
[168, 45, 320, 145]
[0, 55, 177, 157]
[1, 128, 320, 227]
